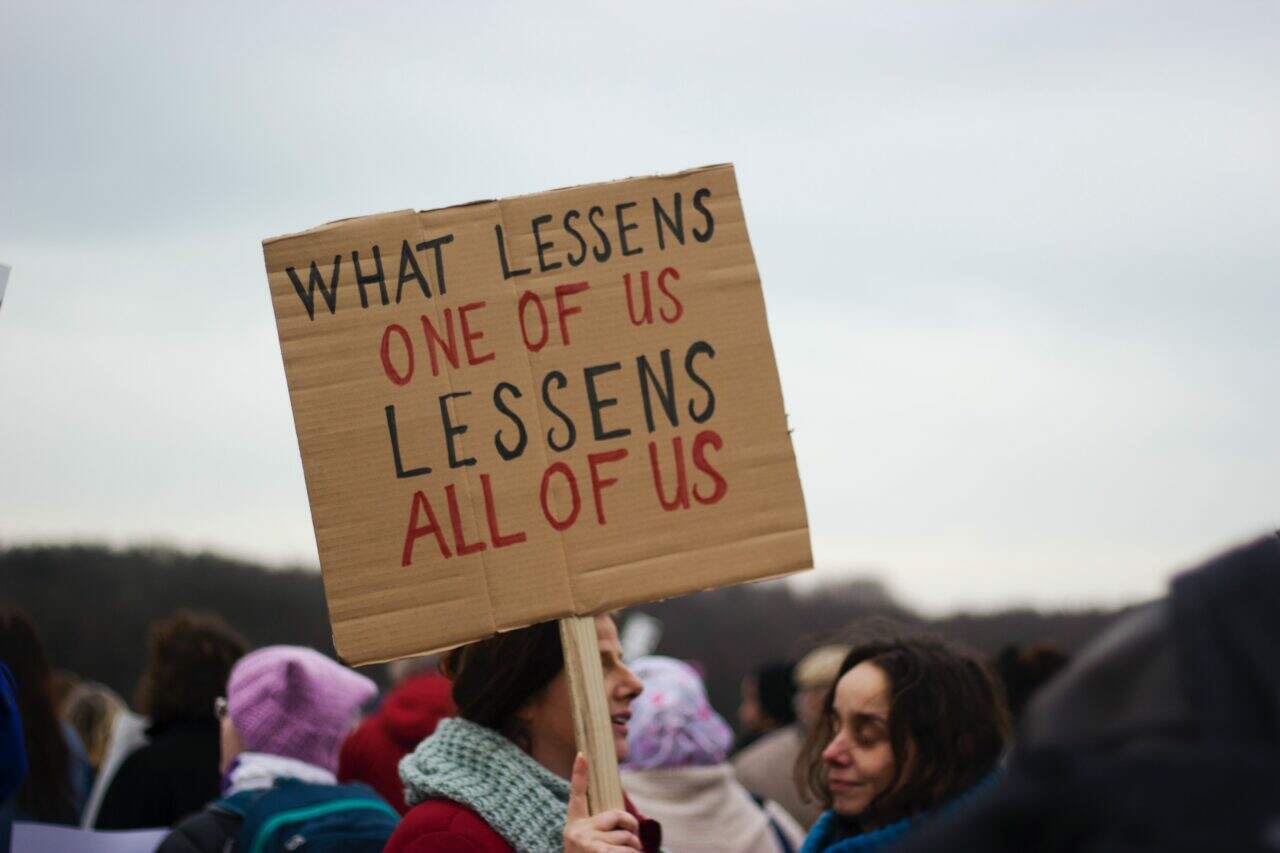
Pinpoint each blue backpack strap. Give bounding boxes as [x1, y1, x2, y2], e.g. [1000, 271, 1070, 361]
[234, 781, 398, 853]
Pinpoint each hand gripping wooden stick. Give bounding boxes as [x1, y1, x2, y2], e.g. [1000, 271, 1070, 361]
[558, 615, 626, 813]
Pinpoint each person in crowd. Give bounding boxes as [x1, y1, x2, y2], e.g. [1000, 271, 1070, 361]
[385, 615, 662, 853]
[61, 681, 127, 773]
[78, 687, 148, 828]
[338, 667, 455, 813]
[0, 604, 92, 825]
[736, 644, 849, 829]
[96, 610, 248, 829]
[50, 670, 81, 715]
[896, 534, 1280, 853]
[796, 636, 1008, 852]
[1, 662, 27, 851]
[736, 661, 796, 753]
[160, 645, 395, 852]
[990, 643, 1068, 724]
[621, 656, 805, 853]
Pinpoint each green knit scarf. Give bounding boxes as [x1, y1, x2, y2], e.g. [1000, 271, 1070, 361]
[399, 717, 571, 853]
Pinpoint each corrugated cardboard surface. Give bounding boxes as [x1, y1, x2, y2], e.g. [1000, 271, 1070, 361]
[264, 164, 810, 665]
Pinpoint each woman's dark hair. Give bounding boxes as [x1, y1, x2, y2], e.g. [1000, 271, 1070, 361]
[992, 643, 1069, 722]
[441, 620, 564, 749]
[756, 661, 797, 727]
[0, 603, 77, 823]
[135, 610, 247, 726]
[797, 632, 1010, 827]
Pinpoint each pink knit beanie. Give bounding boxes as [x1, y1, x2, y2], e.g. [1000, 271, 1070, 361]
[226, 645, 377, 772]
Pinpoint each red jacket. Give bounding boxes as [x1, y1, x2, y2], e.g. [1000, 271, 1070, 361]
[384, 796, 663, 853]
[337, 673, 455, 814]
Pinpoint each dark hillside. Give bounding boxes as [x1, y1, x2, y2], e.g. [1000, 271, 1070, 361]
[0, 544, 1121, 720]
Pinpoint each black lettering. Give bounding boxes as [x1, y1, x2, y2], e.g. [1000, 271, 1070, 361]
[385, 405, 431, 478]
[541, 370, 577, 452]
[286, 255, 341, 320]
[616, 201, 643, 257]
[351, 245, 387, 309]
[587, 206, 612, 263]
[584, 362, 632, 442]
[692, 187, 715, 243]
[495, 224, 531, 279]
[416, 234, 454, 296]
[493, 382, 528, 461]
[653, 194, 685, 250]
[685, 340, 716, 423]
[438, 391, 476, 468]
[531, 214, 562, 273]
[396, 239, 432, 302]
[637, 349, 678, 432]
[563, 209, 588, 267]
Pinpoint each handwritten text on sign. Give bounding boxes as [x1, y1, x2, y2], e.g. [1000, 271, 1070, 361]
[264, 165, 809, 664]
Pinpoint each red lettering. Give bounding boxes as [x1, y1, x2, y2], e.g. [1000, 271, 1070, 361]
[444, 484, 485, 556]
[647, 437, 690, 511]
[519, 290, 550, 352]
[458, 301, 495, 366]
[587, 448, 628, 524]
[421, 309, 460, 377]
[657, 267, 683, 323]
[401, 490, 451, 566]
[540, 462, 581, 531]
[624, 271, 653, 326]
[554, 281, 590, 345]
[481, 473, 527, 548]
[691, 430, 728, 505]
[380, 323, 414, 386]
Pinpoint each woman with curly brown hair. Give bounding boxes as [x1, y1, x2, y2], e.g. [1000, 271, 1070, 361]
[96, 610, 247, 829]
[796, 636, 1009, 852]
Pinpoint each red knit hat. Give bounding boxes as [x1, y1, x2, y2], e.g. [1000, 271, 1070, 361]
[338, 673, 455, 812]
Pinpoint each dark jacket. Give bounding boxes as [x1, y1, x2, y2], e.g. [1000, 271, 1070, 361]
[385, 796, 662, 853]
[0, 663, 24, 804]
[337, 673, 454, 814]
[156, 801, 242, 853]
[0, 663, 25, 851]
[897, 534, 1280, 853]
[96, 718, 222, 829]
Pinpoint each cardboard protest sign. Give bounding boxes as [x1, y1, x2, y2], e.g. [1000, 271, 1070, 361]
[264, 164, 810, 665]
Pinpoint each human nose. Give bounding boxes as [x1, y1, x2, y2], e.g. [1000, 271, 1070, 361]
[615, 662, 643, 700]
[822, 731, 850, 766]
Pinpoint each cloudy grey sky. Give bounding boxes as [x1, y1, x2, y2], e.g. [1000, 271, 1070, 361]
[2, 1, 1276, 613]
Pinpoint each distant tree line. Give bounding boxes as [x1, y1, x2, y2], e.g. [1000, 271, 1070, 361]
[0, 544, 1124, 723]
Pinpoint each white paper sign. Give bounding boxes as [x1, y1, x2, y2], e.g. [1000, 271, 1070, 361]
[12, 823, 167, 853]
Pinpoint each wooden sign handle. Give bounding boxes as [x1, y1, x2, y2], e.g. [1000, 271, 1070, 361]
[558, 615, 626, 814]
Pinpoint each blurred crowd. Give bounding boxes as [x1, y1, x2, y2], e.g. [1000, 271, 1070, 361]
[1, 534, 1277, 852]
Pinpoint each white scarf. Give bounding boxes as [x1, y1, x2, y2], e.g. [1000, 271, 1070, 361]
[225, 751, 336, 796]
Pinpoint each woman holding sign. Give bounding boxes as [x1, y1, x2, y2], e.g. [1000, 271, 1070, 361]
[385, 614, 661, 853]
[796, 636, 1008, 853]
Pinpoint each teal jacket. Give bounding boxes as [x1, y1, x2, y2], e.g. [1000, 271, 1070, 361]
[800, 774, 999, 853]
[800, 811, 914, 853]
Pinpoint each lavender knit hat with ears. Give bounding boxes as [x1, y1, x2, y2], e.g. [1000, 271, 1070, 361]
[226, 645, 376, 773]
[621, 656, 734, 770]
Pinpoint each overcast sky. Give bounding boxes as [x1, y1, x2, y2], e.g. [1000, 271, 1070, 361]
[2, 1, 1276, 613]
